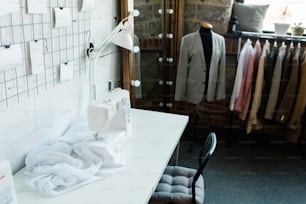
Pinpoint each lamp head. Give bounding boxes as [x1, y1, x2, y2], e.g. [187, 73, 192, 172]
[110, 20, 134, 51]
[87, 12, 140, 59]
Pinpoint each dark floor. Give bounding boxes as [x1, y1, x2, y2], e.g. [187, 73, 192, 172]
[178, 133, 306, 204]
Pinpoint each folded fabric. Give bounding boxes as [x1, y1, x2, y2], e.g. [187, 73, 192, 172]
[24, 117, 125, 196]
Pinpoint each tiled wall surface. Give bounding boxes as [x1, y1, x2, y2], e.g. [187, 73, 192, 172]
[0, 0, 120, 173]
[0, 0, 90, 108]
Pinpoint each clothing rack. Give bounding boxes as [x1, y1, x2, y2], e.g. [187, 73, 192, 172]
[236, 31, 306, 60]
[231, 32, 306, 150]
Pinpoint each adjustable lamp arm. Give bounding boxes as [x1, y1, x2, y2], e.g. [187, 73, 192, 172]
[87, 16, 131, 59]
[87, 14, 134, 101]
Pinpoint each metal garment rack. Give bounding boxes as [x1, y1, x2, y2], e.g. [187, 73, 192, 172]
[236, 31, 306, 59]
[0, 0, 91, 108]
[231, 31, 306, 148]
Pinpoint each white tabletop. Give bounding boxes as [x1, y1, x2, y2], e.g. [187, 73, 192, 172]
[13, 109, 189, 204]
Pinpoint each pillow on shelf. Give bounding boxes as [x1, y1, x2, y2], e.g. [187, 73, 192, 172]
[232, 2, 269, 32]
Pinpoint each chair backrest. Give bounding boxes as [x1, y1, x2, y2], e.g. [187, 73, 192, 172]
[191, 132, 217, 204]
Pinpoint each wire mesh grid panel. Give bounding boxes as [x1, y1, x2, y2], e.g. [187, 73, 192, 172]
[0, 0, 90, 107]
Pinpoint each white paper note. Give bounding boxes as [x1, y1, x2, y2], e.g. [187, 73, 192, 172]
[27, 0, 48, 14]
[29, 40, 44, 74]
[0, 0, 20, 16]
[0, 44, 23, 72]
[80, 0, 95, 12]
[60, 62, 74, 82]
[54, 7, 72, 28]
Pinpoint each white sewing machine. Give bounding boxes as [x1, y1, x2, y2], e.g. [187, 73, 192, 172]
[87, 88, 132, 147]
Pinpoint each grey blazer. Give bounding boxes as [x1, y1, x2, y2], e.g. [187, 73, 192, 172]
[175, 30, 226, 104]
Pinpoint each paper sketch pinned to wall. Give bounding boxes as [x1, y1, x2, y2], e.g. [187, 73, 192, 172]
[60, 62, 74, 82]
[27, 0, 48, 14]
[0, 44, 23, 72]
[54, 7, 72, 28]
[80, 0, 95, 12]
[0, 0, 20, 16]
[29, 40, 44, 74]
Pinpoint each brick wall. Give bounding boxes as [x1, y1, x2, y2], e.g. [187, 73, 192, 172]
[134, 0, 234, 45]
[184, 0, 234, 35]
[134, 1, 163, 39]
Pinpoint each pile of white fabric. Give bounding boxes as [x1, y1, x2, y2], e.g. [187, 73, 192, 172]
[24, 117, 125, 196]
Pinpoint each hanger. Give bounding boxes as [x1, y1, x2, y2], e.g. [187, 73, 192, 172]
[290, 41, 294, 48]
[264, 39, 269, 47]
[298, 42, 301, 48]
[200, 21, 213, 29]
[262, 40, 268, 55]
[273, 40, 277, 47]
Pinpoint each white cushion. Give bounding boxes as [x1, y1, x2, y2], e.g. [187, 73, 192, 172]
[149, 166, 204, 204]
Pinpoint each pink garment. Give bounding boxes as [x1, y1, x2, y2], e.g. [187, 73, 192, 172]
[229, 39, 253, 111]
[234, 41, 262, 120]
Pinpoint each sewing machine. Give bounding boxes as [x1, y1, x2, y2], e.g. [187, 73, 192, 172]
[87, 88, 132, 148]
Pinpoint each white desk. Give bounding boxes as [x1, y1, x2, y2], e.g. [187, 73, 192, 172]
[13, 109, 189, 204]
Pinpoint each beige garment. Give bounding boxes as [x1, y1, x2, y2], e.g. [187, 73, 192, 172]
[246, 41, 270, 134]
[287, 49, 306, 129]
[274, 47, 301, 124]
[264, 44, 287, 119]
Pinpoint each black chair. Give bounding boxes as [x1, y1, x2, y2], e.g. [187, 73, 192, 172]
[149, 132, 217, 204]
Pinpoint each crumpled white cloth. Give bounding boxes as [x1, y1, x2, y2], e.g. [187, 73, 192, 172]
[73, 141, 125, 177]
[24, 117, 126, 196]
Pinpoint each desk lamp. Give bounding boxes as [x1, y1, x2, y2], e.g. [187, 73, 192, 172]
[87, 11, 140, 101]
[86, 11, 139, 143]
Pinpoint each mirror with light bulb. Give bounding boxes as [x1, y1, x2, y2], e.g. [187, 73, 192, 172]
[122, 0, 235, 117]
[121, 0, 184, 113]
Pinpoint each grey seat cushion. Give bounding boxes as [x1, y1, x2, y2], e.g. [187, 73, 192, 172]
[149, 166, 204, 204]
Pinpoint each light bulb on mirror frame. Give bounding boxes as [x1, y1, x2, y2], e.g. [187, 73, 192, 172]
[133, 46, 140, 53]
[132, 9, 140, 17]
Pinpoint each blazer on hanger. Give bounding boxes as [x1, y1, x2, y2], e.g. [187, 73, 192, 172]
[288, 49, 306, 129]
[275, 47, 301, 124]
[175, 30, 226, 104]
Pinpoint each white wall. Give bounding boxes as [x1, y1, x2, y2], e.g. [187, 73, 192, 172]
[91, 0, 122, 94]
[0, 1, 121, 173]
